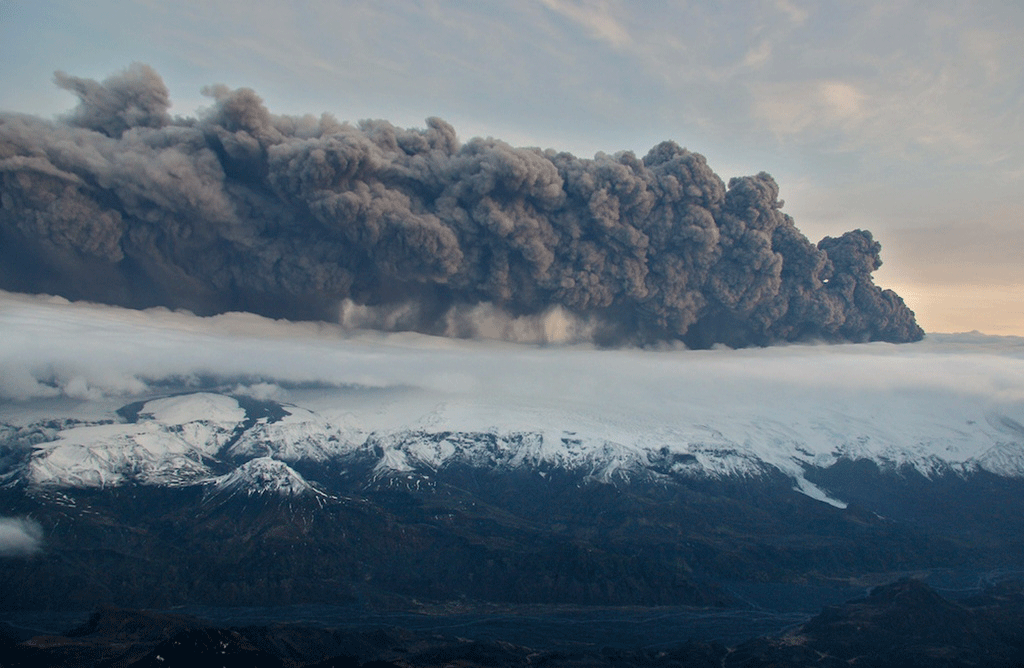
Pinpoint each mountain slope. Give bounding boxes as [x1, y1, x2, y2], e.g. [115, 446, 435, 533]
[5, 387, 1024, 507]
[1, 302, 1023, 614]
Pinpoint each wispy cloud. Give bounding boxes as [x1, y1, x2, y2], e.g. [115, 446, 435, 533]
[775, 0, 809, 26]
[537, 0, 633, 49]
[751, 79, 870, 140]
[0, 517, 43, 557]
[741, 40, 773, 69]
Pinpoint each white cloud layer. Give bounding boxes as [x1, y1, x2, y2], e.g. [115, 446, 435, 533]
[2, 290, 1023, 450]
[3, 288, 1024, 504]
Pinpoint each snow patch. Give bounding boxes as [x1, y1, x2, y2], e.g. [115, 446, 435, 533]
[228, 405, 356, 462]
[792, 476, 848, 509]
[28, 422, 211, 488]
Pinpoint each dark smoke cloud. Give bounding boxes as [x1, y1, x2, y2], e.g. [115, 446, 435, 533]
[0, 64, 923, 347]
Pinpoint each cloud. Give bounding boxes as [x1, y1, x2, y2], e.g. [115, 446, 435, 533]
[751, 79, 870, 139]
[819, 81, 865, 121]
[737, 5, 1024, 168]
[231, 382, 286, 401]
[0, 517, 43, 557]
[339, 300, 598, 345]
[741, 41, 773, 69]
[537, 0, 633, 49]
[0, 289, 1021, 413]
[775, 0, 809, 26]
[1, 290, 1023, 486]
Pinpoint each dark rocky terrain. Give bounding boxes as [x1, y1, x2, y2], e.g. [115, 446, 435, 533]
[2, 579, 1023, 667]
[4, 460, 1023, 612]
[727, 578, 1024, 667]
[5, 391, 1024, 662]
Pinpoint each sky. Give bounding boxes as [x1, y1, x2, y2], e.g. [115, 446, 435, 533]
[0, 0, 1021, 335]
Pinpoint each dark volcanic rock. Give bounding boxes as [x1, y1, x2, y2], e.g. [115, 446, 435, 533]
[130, 628, 284, 667]
[2, 461, 996, 613]
[5, 582, 1024, 667]
[64, 604, 207, 641]
[728, 578, 1024, 667]
[0, 606, 205, 667]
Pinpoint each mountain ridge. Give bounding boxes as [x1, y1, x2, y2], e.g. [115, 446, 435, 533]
[5, 391, 1024, 506]
[4, 387, 1024, 613]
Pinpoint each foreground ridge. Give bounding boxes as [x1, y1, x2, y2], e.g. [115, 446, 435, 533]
[3, 580, 1023, 667]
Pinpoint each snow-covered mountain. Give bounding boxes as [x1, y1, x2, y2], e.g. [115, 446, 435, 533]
[4, 295, 1024, 613]
[3, 291, 1023, 509]
[2, 291, 1023, 501]
[206, 457, 332, 502]
[4, 381, 1024, 511]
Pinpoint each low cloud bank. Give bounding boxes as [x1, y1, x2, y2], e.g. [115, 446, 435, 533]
[0, 290, 1019, 407]
[0, 517, 43, 557]
[1, 292, 1022, 479]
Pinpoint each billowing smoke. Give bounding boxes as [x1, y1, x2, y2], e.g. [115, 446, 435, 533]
[0, 64, 922, 347]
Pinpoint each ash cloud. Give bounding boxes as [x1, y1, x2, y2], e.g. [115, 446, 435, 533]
[0, 64, 923, 347]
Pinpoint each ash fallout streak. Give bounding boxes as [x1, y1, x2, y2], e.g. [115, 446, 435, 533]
[0, 64, 922, 347]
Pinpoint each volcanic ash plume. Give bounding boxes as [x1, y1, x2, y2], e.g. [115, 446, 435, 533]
[0, 64, 923, 347]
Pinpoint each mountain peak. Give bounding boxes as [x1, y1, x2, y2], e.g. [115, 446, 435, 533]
[207, 457, 329, 500]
